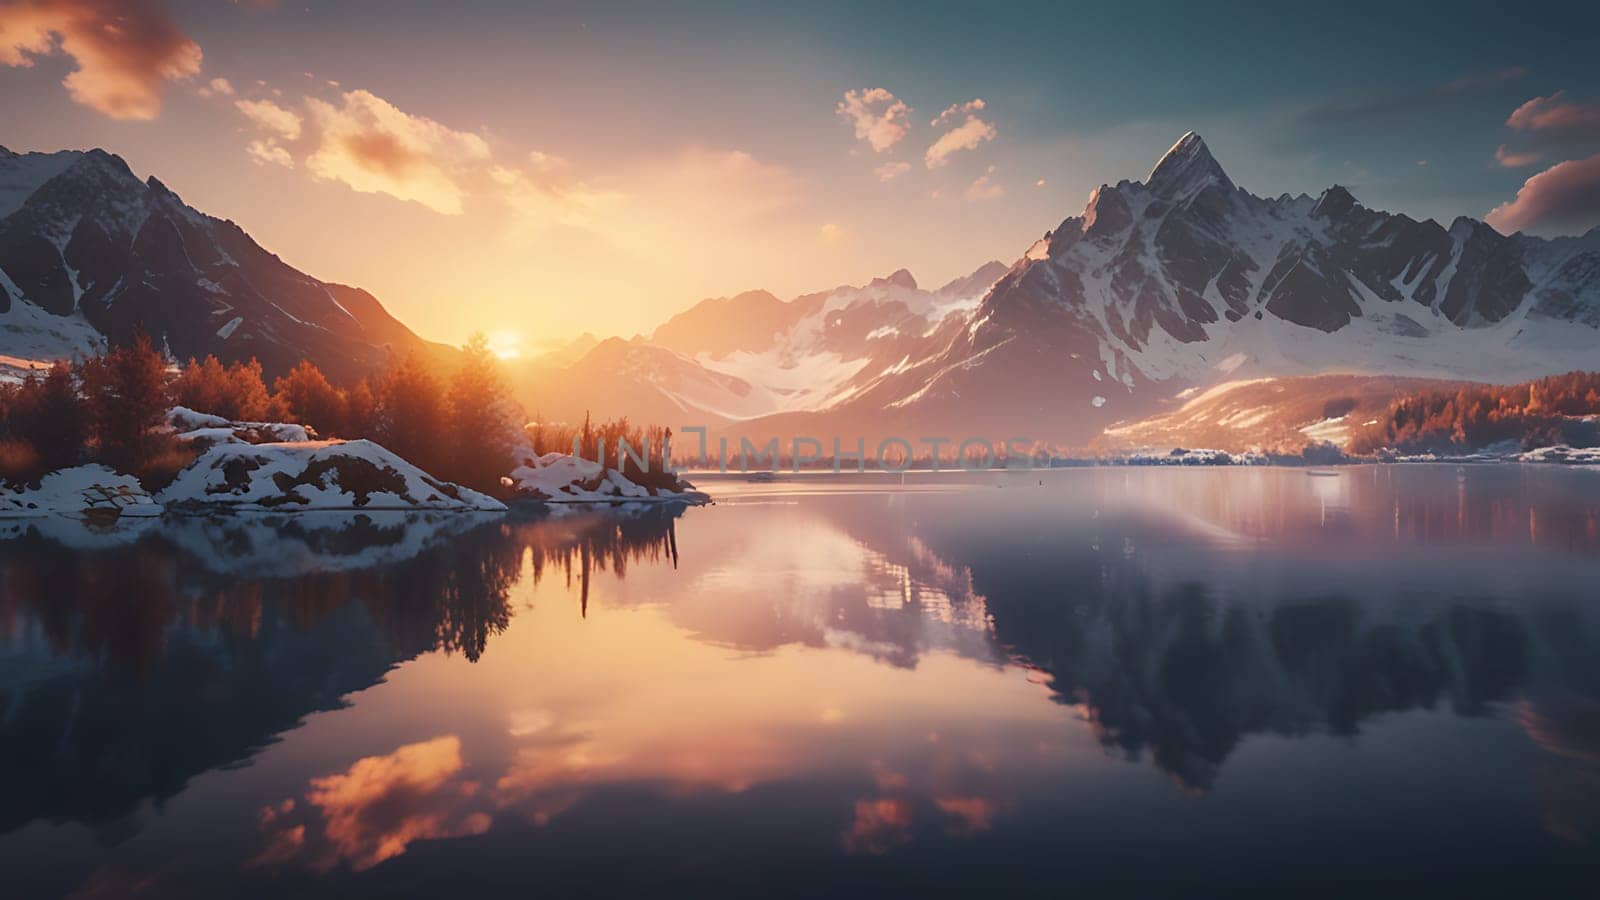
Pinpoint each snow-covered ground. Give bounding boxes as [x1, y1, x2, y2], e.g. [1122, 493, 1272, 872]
[166, 406, 314, 445]
[0, 465, 162, 518]
[504, 452, 708, 504]
[159, 440, 506, 511]
[1119, 448, 1270, 466]
[1517, 445, 1600, 465]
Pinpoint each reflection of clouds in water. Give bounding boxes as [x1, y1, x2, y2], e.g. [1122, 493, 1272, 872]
[254, 736, 489, 872]
[843, 797, 914, 854]
[842, 749, 1013, 853]
[1517, 698, 1600, 844]
[666, 514, 997, 668]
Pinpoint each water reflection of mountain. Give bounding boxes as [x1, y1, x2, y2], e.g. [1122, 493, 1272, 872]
[0, 505, 688, 839]
[848, 477, 1600, 793]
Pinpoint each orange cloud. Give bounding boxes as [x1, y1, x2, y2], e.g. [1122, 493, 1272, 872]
[235, 97, 301, 140]
[245, 138, 292, 168]
[925, 112, 996, 169]
[254, 735, 492, 872]
[304, 88, 490, 214]
[874, 160, 911, 181]
[0, 0, 201, 119]
[1486, 152, 1600, 236]
[837, 87, 912, 153]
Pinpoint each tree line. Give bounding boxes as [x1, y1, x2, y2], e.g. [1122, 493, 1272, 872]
[1349, 371, 1600, 454]
[0, 332, 517, 494]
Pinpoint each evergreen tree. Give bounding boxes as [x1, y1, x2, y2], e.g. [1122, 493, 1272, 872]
[447, 334, 515, 493]
[377, 353, 448, 474]
[342, 377, 380, 439]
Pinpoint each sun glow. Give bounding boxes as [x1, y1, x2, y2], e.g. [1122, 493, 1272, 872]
[487, 330, 523, 360]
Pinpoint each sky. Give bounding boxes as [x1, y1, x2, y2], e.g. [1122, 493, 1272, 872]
[3, 0, 1600, 353]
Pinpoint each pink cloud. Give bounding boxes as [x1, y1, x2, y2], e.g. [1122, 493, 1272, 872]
[837, 88, 912, 152]
[1485, 152, 1600, 236]
[1506, 91, 1600, 133]
[0, 0, 201, 120]
[1494, 144, 1542, 168]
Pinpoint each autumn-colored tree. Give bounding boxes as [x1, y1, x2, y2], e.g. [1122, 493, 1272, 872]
[1, 361, 87, 479]
[447, 334, 516, 493]
[173, 355, 271, 421]
[79, 331, 172, 473]
[342, 377, 380, 438]
[1350, 371, 1600, 454]
[272, 360, 346, 437]
[377, 353, 448, 474]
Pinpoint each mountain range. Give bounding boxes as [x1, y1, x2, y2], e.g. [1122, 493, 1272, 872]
[4, 135, 1599, 450]
[525, 132, 1600, 450]
[0, 145, 438, 382]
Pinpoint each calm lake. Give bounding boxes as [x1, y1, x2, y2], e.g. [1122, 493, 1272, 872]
[2, 466, 1599, 897]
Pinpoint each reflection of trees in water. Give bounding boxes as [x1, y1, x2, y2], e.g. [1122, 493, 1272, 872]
[518, 509, 681, 617]
[0, 505, 687, 839]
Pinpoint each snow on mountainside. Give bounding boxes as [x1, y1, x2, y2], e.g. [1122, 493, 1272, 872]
[0, 145, 438, 381]
[531, 132, 1600, 450]
[714, 132, 1600, 448]
[1092, 374, 1468, 454]
[523, 260, 1009, 427]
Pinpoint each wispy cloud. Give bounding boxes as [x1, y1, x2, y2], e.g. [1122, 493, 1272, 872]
[1486, 152, 1600, 235]
[490, 150, 621, 236]
[0, 0, 201, 119]
[236, 97, 301, 140]
[837, 88, 912, 152]
[874, 160, 910, 181]
[965, 165, 1003, 200]
[931, 98, 985, 128]
[245, 139, 293, 168]
[1300, 66, 1526, 126]
[198, 76, 233, 98]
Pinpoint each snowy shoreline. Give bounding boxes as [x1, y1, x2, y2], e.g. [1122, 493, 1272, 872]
[3, 408, 711, 520]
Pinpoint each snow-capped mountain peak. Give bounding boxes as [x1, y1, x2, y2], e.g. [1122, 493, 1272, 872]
[1146, 131, 1234, 199]
[869, 268, 919, 291]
